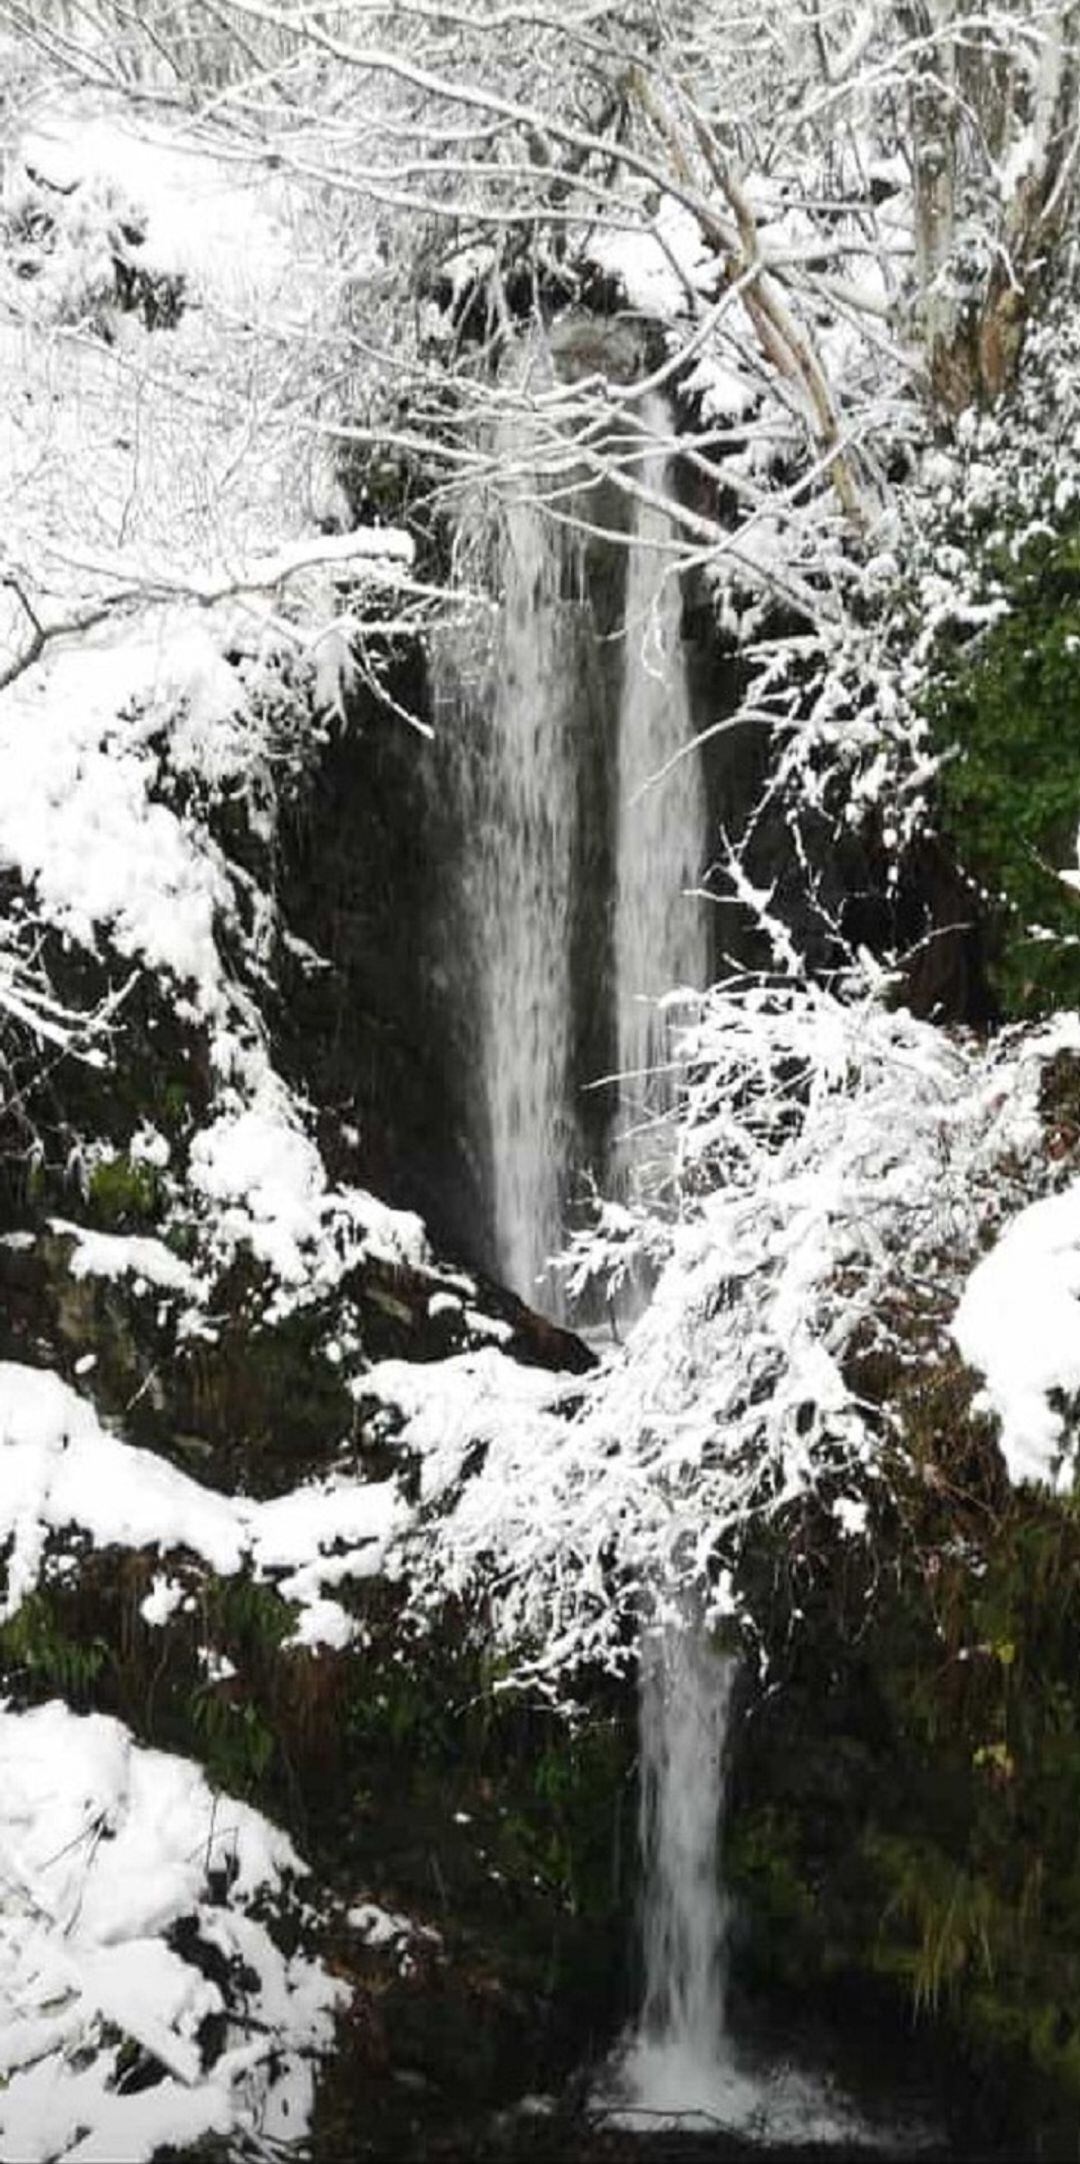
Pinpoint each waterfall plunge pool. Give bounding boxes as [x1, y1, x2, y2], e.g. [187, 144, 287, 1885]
[591, 1622, 938, 2159]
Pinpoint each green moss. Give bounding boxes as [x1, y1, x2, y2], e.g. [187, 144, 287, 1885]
[87, 1153, 163, 1230]
[161, 1080, 192, 1133]
[926, 521, 1080, 1016]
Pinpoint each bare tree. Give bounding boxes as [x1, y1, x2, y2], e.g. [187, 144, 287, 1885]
[4, 1, 1077, 616]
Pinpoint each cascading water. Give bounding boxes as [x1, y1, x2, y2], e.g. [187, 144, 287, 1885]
[611, 1618, 886, 2144]
[431, 354, 905, 2145]
[473, 490, 579, 1305]
[435, 387, 710, 1309]
[628, 1624, 736, 2108]
[613, 406, 710, 1178]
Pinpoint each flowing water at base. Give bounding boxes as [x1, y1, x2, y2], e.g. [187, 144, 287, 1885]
[602, 1623, 916, 2152]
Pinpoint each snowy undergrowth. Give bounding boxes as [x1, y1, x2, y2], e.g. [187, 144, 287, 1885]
[0, 612, 428, 1307]
[761, 297, 1080, 868]
[0, 1362, 404, 1651]
[953, 1178, 1080, 1490]
[0, 1699, 346, 2164]
[0, 96, 347, 623]
[366, 980, 1080, 1689]
[0, 94, 429, 1313]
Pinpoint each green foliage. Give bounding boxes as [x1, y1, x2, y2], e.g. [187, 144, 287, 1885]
[487, 1721, 631, 1920]
[184, 1577, 295, 1798]
[346, 1663, 456, 1758]
[87, 1153, 162, 1230]
[190, 1685, 276, 1798]
[724, 1316, 1080, 2131]
[204, 1574, 295, 1656]
[927, 523, 1080, 1015]
[329, 1615, 635, 2035]
[0, 1590, 111, 1702]
[343, 1644, 630, 1914]
[728, 1803, 819, 1965]
[161, 1080, 191, 1133]
[870, 1835, 1005, 2012]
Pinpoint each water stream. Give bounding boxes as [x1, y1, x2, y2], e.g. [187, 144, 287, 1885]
[627, 1623, 736, 2111]
[612, 416, 710, 1189]
[435, 389, 709, 1310]
[609, 1618, 897, 2147]
[473, 481, 579, 1304]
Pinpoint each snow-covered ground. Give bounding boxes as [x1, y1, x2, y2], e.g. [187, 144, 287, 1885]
[0, 1361, 405, 1647]
[0, 1700, 346, 2163]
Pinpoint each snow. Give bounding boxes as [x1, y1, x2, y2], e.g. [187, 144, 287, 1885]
[0, 605, 427, 1318]
[187, 1057, 428, 1303]
[253, 1477, 405, 1591]
[833, 1497, 869, 1538]
[188, 1091, 330, 1285]
[129, 1124, 171, 1170]
[0, 631, 235, 1011]
[365, 986, 1075, 1682]
[20, 106, 297, 312]
[464, 1306, 512, 1343]
[0, 1363, 246, 1605]
[139, 1573, 185, 1627]
[347, 1900, 412, 1946]
[197, 1644, 237, 1684]
[0, 1701, 346, 2162]
[357, 1349, 570, 1515]
[427, 1290, 463, 1317]
[953, 1178, 1080, 1490]
[283, 1597, 357, 1651]
[1, 55, 1080, 2144]
[0, 1361, 407, 1627]
[50, 1220, 202, 1301]
[586, 199, 714, 320]
[345, 1899, 441, 1977]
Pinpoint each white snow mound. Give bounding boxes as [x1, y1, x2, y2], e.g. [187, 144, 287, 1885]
[0, 1700, 347, 2163]
[953, 1177, 1080, 1490]
[0, 1361, 407, 1639]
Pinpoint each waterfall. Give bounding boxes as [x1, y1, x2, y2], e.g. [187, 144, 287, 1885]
[613, 1620, 881, 2144]
[433, 386, 709, 1311]
[476, 491, 579, 1306]
[619, 1623, 741, 2122]
[613, 404, 710, 1180]
[429, 365, 899, 2147]
[638, 1626, 734, 2065]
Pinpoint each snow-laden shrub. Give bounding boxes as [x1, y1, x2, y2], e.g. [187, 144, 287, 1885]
[1, 166, 183, 334]
[369, 975, 1079, 1691]
[0, 1700, 346, 2162]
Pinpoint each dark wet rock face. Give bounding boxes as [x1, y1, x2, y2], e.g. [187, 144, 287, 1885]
[272, 581, 988, 1309]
